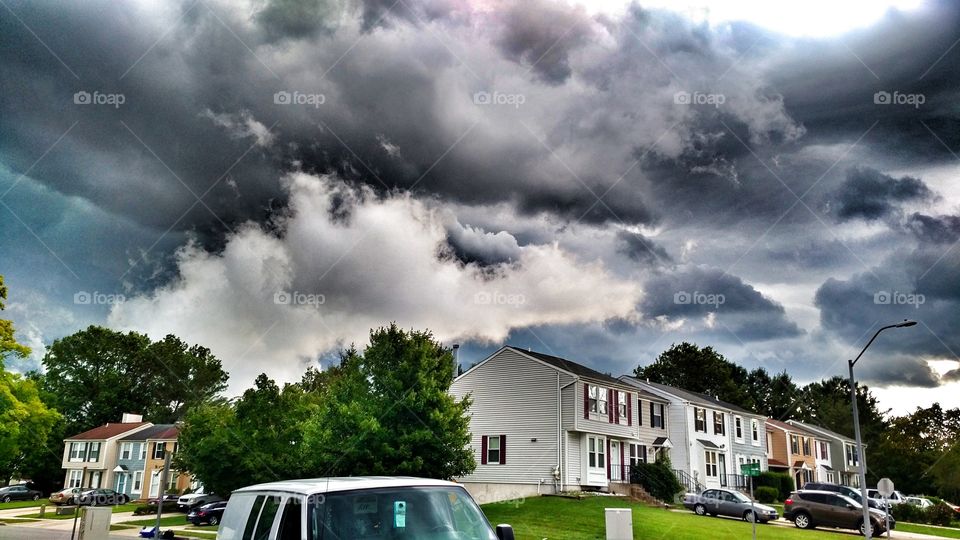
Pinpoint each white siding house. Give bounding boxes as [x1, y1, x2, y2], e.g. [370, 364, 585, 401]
[449, 347, 670, 503]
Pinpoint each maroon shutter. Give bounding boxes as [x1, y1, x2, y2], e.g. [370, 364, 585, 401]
[660, 404, 666, 430]
[606, 439, 611, 478]
[481, 436, 488, 465]
[607, 389, 614, 423]
[620, 442, 625, 480]
[583, 383, 589, 419]
[650, 402, 655, 428]
[612, 390, 619, 423]
[637, 398, 642, 426]
[500, 435, 506, 464]
[626, 393, 632, 426]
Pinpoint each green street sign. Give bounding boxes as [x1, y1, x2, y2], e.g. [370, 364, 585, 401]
[740, 463, 761, 476]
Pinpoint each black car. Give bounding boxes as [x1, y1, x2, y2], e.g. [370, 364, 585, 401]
[76, 488, 129, 506]
[187, 500, 228, 526]
[147, 494, 180, 505]
[802, 482, 886, 510]
[0, 485, 42, 503]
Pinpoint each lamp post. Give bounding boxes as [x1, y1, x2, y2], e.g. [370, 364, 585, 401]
[849, 320, 916, 539]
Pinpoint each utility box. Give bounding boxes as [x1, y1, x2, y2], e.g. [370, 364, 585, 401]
[78, 506, 112, 540]
[605, 508, 633, 540]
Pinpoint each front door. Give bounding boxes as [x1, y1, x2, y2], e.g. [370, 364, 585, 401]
[116, 473, 127, 494]
[718, 454, 727, 487]
[89, 471, 101, 488]
[586, 435, 607, 485]
[149, 471, 161, 497]
[610, 441, 621, 482]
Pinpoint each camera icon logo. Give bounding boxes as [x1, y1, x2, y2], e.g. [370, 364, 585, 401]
[873, 291, 891, 304]
[274, 291, 291, 304]
[474, 291, 492, 304]
[673, 291, 692, 304]
[873, 91, 891, 105]
[473, 91, 492, 105]
[674, 91, 691, 105]
[274, 91, 292, 105]
[74, 91, 92, 105]
[74, 291, 92, 304]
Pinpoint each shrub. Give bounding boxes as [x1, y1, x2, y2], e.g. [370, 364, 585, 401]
[132, 502, 180, 516]
[755, 472, 794, 500]
[927, 503, 956, 527]
[755, 486, 779, 504]
[891, 503, 923, 523]
[630, 462, 684, 503]
[891, 502, 956, 526]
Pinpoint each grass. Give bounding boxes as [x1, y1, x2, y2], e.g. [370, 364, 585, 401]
[0, 499, 46, 510]
[16, 502, 140, 520]
[481, 496, 872, 540]
[170, 530, 217, 539]
[123, 514, 190, 527]
[898, 522, 960, 538]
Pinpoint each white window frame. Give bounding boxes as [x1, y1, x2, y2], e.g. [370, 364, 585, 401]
[68, 442, 84, 462]
[628, 443, 647, 465]
[153, 442, 166, 460]
[588, 435, 606, 469]
[734, 416, 744, 442]
[588, 385, 608, 416]
[694, 408, 706, 432]
[652, 404, 664, 428]
[132, 471, 143, 492]
[86, 442, 101, 462]
[138, 443, 147, 461]
[120, 442, 132, 461]
[791, 435, 800, 455]
[486, 435, 501, 464]
[704, 451, 718, 478]
[68, 469, 83, 488]
[766, 433, 773, 457]
[751, 419, 760, 446]
[713, 411, 725, 436]
[617, 392, 628, 424]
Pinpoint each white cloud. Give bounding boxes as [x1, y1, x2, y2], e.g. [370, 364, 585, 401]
[108, 172, 641, 390]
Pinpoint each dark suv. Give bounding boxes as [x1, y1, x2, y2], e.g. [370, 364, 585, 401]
[802, 482, 886, 510]
[784, 490, 894, 535]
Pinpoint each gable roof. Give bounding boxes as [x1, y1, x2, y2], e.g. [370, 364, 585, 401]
[67, 422, 149, 441]
[120, 424, 179, 442]
[786, 420, 855, 443]
[624, 378, 761, 416]
[510, 347, 622, 385]
[766, 418, 819, 437]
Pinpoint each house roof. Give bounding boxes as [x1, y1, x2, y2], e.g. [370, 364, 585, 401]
[768, 458, 788, 467]
[767, 418, 821, 438]
[652, 437, 669, 446]
[120, 424, 179, 442]
[625, 378, 761, 416]
[697, 439, 721, 449]
[786, 420, 855, 443]
[511, 347, 623, 386]
[66, 422, 149, 441]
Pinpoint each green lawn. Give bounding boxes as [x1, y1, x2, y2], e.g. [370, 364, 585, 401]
[481, 496, 861, 540]
[0, 499, 46, 510]
[898, 523, 960, 539]
[170, 530, 217, 540]
[123, 514, 191, 527]
[17, 502, 140, 520]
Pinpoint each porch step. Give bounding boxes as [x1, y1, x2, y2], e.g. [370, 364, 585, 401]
[627, 484, 664, 506]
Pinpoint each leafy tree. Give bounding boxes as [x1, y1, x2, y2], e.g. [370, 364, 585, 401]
[302, 324, 474, 479]
[0, 276, 31, 363]
[41, 326, 228, 432]
[175, 374, 316, 496]
[635, 342, 753, 410]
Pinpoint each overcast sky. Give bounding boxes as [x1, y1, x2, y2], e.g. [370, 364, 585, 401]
[2, 0, 959, 415]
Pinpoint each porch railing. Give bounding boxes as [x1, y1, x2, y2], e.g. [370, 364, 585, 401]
[672, 469, 705, 493]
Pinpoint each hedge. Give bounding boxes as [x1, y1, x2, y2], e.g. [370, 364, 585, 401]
[132, 502, 180, 516]
[754, 472, 794, 501]
[755, 486, 779, 504]
[891, 502, 956, 526]
[630, 461, 684, 503]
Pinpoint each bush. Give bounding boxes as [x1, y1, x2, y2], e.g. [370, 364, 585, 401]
[927, 503, 956, 526]
[755, 472, 794, 501]
[891, 502, 956, 526]
[891, 503, 923, 523]
[630, 461, 684, 503]
[755, 486, 779, 504]
[132, 502, 180, 515]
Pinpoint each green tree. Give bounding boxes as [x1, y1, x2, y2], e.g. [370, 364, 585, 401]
[635, 342, 754, 410]
[175, 374, 316, 495]
[41, 326, 228, 432]
[302, 324, 474, 479]
[0, 276, 30, 363]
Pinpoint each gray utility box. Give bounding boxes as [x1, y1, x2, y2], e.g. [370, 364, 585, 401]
[605, 507, 633, 540]
[78, 506, 112, 540]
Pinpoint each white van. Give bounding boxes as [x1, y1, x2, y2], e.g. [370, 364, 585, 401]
[217, 476, 515, 540]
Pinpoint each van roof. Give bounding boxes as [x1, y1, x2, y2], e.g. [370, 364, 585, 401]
[231, 477, 458, 496]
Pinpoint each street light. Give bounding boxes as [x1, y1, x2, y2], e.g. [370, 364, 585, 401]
[849, 319, 916, 539]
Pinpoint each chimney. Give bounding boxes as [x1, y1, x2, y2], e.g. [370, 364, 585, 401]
[121, 413, 143, 423]
[452, 344, 460, 380]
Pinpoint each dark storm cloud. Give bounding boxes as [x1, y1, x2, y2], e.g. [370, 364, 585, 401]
[905, 212, 960, 244]
[639, 266, 803, 340]
[616, 231, 671, 265]
[857, 356, 942, 388]
[830, 167, 933, 221]
[493, 0, 594, 84]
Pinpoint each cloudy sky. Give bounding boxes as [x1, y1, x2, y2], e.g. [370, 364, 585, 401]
[2, 0, 959, 414]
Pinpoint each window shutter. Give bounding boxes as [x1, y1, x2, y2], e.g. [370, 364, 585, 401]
[642, 445, 648, 463]
[612, 390, 619, 423]
[627, 393, 632, 426]
[637, 398, 642, 426]
[606, 439, 611, 479]
[650, 402, 655, 428]
[620, 442, 625, 478]
[583, 383, 589, 419]
[660, 404, 666, 430]
[481, 436, 488, 465]
[500, 435, 506, 464]
[607, 389, 614, 423]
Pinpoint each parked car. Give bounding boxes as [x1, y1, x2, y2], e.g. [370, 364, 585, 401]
[178, 492, 223, 511]
[218, 477, 514, 540]
[802, 482, 886, 511]
[0, 484, 42, 502]
[784, 490, 894, 535]
[147, 494, 180, 506]
[945, 501, 960, 516]
[905, 496, 934, 509]
[49, 487, 89, 506]
[177, 487, 212, 509]
[867, 488, 907, 506]
[188, 500, 228, 526]
[76, 488, 129, 506]
[683, 488, 779, 523]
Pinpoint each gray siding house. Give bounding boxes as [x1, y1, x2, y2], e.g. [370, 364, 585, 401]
[787, 420, 860, 487]
[449, 347, 671, 503]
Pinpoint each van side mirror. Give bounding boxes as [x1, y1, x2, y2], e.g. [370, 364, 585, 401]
[496, 524, 515, 540]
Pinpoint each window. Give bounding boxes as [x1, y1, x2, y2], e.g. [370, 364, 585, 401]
[791, 435, 800, 455]
[734, 416, 743, 441]
[845, 444, 859, 466]
[704, 451, 718, 477]
[819, 441, 829, 460]
[167, 472, 178, 491]
[713, 412, 725, 435]
[68, 469, 83, 488]
[588, 385, 608, 415]
[588, 436, 605, 468]
[69, 442, 84, 462]
[694, 408, 706, 432]
[254, 495, 281, 540]
[652, 403, 664, 429]
[120, 443, 132, 460]
[276, 496, 303, 540]
[138, 443, 147, 460]
[153, 442, 166, 460]
[802, 437, 811, 456]
[172, 441, 179, 455]
[751, 419, 760, 444]
[87, 442, 101, 462]
[629, 443, 647, 465]
[132, 471, 143, 492]
[486, 436, 501, 464]
[617, 392, 627, 424]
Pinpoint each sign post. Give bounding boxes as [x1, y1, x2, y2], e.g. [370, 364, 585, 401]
[741, 463, 761, 540]
[877, 478, 894, 537]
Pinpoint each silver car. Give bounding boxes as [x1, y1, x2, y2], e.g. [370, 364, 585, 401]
[684, 488, 780, 523]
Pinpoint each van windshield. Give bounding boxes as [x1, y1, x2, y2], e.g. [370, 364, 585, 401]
[308, 486, 497, 540]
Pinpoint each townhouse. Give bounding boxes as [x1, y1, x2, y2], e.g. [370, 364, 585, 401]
[62, 414, 152, 490]
[620, 378, 767, 492]
[449, 346, 671, 503]
[787, 420, 862, 487]
[765, 418, 818, 488]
